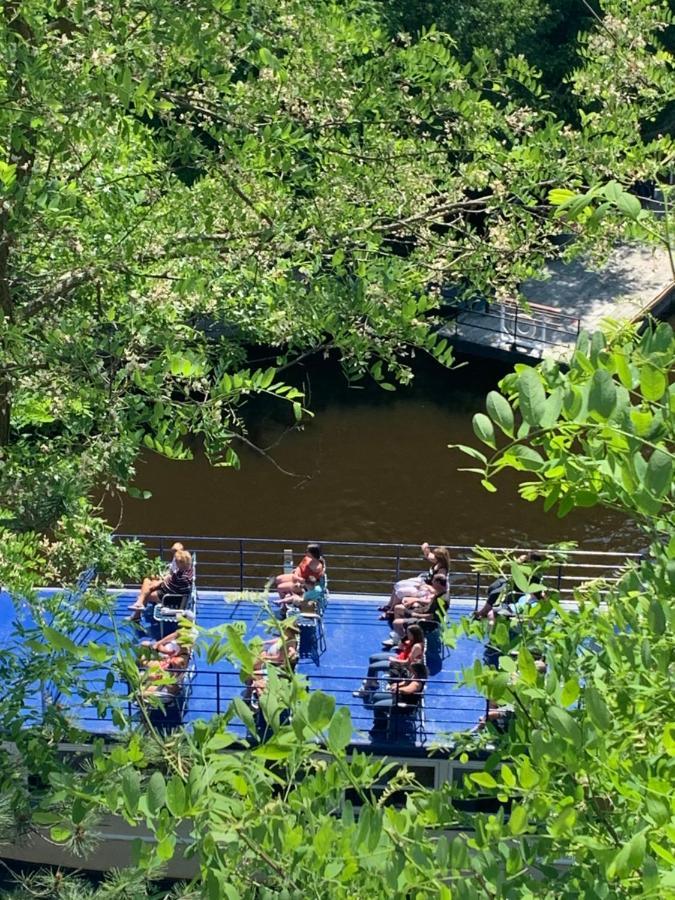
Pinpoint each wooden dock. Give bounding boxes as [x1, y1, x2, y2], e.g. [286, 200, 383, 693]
[440, 243, 674, 363]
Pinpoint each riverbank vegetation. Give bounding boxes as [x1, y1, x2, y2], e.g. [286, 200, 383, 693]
[0, 0, 674, 897]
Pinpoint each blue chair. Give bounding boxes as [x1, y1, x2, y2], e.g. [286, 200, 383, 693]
[295, 573, 328, 664]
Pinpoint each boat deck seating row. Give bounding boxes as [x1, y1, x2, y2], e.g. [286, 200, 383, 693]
[135, 554, 199, 721]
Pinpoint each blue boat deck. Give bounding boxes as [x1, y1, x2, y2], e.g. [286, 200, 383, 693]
[3, 588, 486, 751]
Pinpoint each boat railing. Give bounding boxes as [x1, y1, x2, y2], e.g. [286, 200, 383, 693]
[114, 534, 640, 605]
[62, 667, 480, 740]
[41, 566, 98, 710]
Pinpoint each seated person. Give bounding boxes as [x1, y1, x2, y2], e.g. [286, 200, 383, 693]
[385, 574, 448, 644]
[473, 699, 516, 733]
[275, 543, 325, 599]
[138, 630, 194, 699]
[474, 552, 545, 626]
[275, 580, 325, 618]
[139, 617, 197, 657]
[243, 622, 299, 701]
[353, 624, 425, 698]
[368, 662, 428, 734]
[472, 657, 546, 732]
[132, 542, 184, 607]
[128, 549, 193, 621]
[257, 621, 299, 668]
[380, 544, 451, 618]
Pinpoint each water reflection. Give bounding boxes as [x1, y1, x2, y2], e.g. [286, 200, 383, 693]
[106, 354, 643, 551]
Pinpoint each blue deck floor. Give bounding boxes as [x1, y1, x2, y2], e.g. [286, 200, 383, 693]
[2, 589, 486, 751]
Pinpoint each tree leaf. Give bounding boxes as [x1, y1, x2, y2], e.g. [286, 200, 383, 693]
[608, 830, 646, 878]
[613, 349, 633, 389]
[451, 443, 487, 464]
[540, 388, 563, 428]
[156, 833, 176, 861]
[328, 706, 352, 751]
[647, 598, 666, 635]
[473, 412, 496, 448]
[508, 444, 545, 471]
[549, 804, 576, 837]
[615, 191, 642, 220]
[518, 757, 539, 789]
[307, 691, 335, 731]
[640, 363, 666, 401]
[486, 391, 514, 436]
[561, 678, 580, 707]
[588, 369, 617, 419]
[508, 804, 528, 834]
[166, 777, 186, 817]
[518, 647, 536, 685]
[584, 686, 610, 731]
[517, 368, 546, 426]
[146, 771, 166, 815]
[469, 771, 497, 789]
[232, 697, 258, 735]
[511, 560, 530, 593]
[122, 768, 140, 817]
[644, 448, 672, 499]
[449, 836, 468, 869]
[43, 626, 79, 655]
[548, 188, 577, 206]
[258, 46, 277, 68]
[548, 706, 581, 745]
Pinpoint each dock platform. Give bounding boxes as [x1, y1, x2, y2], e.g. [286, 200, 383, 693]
[441, 243, 673, 363]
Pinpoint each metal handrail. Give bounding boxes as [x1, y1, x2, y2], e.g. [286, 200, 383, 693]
[65, 668, 475, 725]
[114, 534, 639, 598]
[505, 298, 581, 324]
[449, 299, 581, 349]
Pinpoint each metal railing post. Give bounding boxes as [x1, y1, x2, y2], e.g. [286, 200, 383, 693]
[395, 545, 401, 581]
[159, 536, 164, 560]
[239, 540, 244, 592]
[474, 572, 481, 613]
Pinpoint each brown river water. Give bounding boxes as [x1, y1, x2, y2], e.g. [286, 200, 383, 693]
[105, 351, 644, 553]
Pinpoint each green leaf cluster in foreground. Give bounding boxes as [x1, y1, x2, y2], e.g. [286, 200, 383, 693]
[0, 0, 673, 894]
[458, 321, 674, 523]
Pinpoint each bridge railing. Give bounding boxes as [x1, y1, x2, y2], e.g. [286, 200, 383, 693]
[449, 298, 580, 350]
[114, 534, 640, 604]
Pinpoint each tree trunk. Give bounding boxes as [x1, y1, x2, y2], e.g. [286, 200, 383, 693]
[0, 224, 11, 447]
[0, 377, 10, 446]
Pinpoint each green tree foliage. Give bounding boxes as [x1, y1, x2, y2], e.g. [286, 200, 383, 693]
[0, 0, 674, 893]
[0, 0, 672, 528]
[384, 0, 595, 108]
[454, 320, 674, 524]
